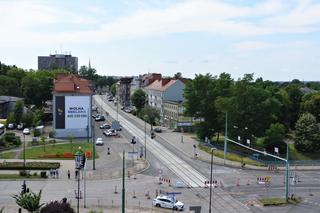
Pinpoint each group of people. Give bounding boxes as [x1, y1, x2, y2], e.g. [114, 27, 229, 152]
[49, 169, 59, 178]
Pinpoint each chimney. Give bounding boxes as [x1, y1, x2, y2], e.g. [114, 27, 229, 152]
[162, 78, 171, 86]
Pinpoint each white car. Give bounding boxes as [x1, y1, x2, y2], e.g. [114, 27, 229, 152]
[95, 138, 104, 146]
[22, 128, 30, 135]
[152, 195, 184, 211]
[103, 129, 118, 136]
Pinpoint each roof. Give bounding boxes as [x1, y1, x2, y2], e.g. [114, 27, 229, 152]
[0, 96, 23, 103]
[53, 74, 93, 94]
[145, 79, 179, 92]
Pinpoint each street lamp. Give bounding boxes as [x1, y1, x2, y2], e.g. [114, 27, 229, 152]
[209, 147, 216, 213]
[23, 134, 26, 169]
[75, 147, 85, 213]
[144, 116, 147, 159]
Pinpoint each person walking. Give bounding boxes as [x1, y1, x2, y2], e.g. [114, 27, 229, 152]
[67, 170, 70, 179]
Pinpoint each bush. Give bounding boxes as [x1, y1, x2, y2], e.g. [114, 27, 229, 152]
[19, 170, 30, 177]
[40, 171, 47, 178]
[40, 201, 75, 213]
[33, 172, 38, 176]
[4, 133, 21, 146]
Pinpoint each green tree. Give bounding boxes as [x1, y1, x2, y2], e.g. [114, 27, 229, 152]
[131, 89, 146, 112]
[285, 83, 303, 129]
[6, 112, 15, 125]
[14, 100, 24, 124]
[295, 113, 320, 152]
[13, 190, 44, 213]
[110, 83, 116, 96]
[264, 123, 286, 154]
[173, 72, 182, 79]
[67, 134, 74, 151]
[302, 93, 320, 122]
[33, 109, 43, 127]
[106, 76, 116, 88]
[41, 135, 46, 152]
[21, 113, 34, 128]
[0, 75, 20, 96]
[141, 105, 160, 126]
[79, 65, 97, 81]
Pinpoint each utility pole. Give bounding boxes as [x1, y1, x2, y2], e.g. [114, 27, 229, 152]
[209, 148, 214, 213]
[285, 143, 289, 200]
[122, 150, 125, 213]
[23, 134, 26, 169]
[144, 117, 147, 159]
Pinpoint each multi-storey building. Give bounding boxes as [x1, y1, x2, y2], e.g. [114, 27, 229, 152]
[38, 53, 78, 72]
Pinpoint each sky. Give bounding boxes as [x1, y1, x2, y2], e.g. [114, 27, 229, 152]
[0, 0, 319, 81]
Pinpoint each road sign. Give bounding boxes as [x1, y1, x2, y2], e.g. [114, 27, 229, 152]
[128, 151, 138, 159]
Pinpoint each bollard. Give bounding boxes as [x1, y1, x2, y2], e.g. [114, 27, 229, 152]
[128, 171, 130, 178]
[156, 189, 158, 197]
[134, 174, 137, 180]
[133, 190, 137, 198]
[114, 186, 118, 194]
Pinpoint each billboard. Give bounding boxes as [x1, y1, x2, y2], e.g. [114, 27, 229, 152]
[65, 96, 90, 129]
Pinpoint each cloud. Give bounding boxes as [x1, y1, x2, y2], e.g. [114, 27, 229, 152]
[232, 41, 275, 52]
[0, 0, 319, 44]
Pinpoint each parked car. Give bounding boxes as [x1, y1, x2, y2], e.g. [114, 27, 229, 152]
[7, 123, 15, 129]
[100, 123, 111, 129]
[124, 107, 133, 113]
[95, 115, 105, 121]
[103, 129, 118, 136]
[22, 128, 30, 135]
[154, 127, 162, 133]
[152, 195, 184, 211]
[95, 138, 104, 146]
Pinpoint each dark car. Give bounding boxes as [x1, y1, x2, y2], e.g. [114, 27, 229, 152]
[154, 127, 162, 133]
[95, 115, 105, 121]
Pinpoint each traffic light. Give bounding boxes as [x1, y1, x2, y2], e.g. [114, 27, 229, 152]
[151, 132, 155, 139]
[80, 155, 86, 168]
[21, 181, 26, 194]
[131, 137, 136, 144]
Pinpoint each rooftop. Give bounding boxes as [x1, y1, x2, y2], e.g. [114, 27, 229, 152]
[53, 74, 93, 94]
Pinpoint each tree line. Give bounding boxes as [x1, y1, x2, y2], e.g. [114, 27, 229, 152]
[183, 73, 320, 154]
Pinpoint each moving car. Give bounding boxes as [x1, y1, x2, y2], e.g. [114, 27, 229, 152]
[100, 123, 111, 129]
[95, 115, 105, 121]
[103, 129, 118, 136]
[152, 195, 184, 211]
[154, 127, 162, 133]
[22, 128, 30, 135]
[95, 138, 104, 146]
[17, 123, 24, 130]
[7, 123, 15, 129]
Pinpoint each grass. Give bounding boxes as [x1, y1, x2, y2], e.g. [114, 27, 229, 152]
[21, 142, 96, 159]
[198, 143, 263, 166]
[0, 151, 16, 159]
[286, 144, 320, 160]
[259, 197, 301, 206]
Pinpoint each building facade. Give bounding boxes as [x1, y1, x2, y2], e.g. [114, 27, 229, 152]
[0, 96, 23, 119]
[38, 53, 78, 72]
[145, 79, 185, 124]
[52, 74, 93, 138]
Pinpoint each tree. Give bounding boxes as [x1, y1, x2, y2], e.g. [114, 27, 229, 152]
[285, 83, 303, 129]
[264, 123, 286, 154]
[131, 89, 146, 112]
[22, 113, 34, 128]
[14, 100, 24, 124]
[141, 105, 160, 126]
[6, 112, 15, 125]
[110, 83, 116, 96]
[302, 93, 320, 122]
[79, 65, 97, 81]
[41, 135, 46, 152]
[33, 109, 43, 127]
[40, 200, 75, 213]
[67, 134, 74, 151]
[0, 75, 20, 96]
[295, 113, 320, 152]
[13, 190, 44, 213]
[174, 72, 182, 79]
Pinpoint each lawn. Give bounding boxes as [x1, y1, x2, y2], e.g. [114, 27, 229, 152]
[21, 142, 96, 159]
[0, 151, 16, 159]
[259, 197, 301, 206]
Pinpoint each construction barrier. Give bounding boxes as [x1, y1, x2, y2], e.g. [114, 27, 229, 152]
[205, 180, 218, 188]
[158, 177, 171, 186]
[268, 165, 279, 172]
[257, 176, 271, 185]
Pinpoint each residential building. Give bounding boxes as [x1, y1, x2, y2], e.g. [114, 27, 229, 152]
[163, 100, 193, 131]
[145, 78, 185, 124]
[52, 74, 93, 138]
[0, 96, 23, 119]
[38, 53, 78, 72]
[141, 73, 162, 88]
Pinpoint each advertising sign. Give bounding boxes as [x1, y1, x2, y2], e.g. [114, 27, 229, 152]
[65, 96, 90, 129]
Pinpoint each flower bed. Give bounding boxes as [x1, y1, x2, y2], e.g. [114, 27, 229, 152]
[0, 161, 60, 170]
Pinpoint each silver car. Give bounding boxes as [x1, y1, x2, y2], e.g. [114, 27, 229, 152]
[152, 195, 184, 211]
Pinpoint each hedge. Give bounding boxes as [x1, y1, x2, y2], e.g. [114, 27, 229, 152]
[0, 161, 60, 170]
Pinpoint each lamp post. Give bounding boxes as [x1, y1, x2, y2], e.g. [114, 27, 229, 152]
[23, 134, 26, 169]
[144, 116, 147, 159]
[75, 147, 85, 213]
[209, 148, 215, 213]
[122, 150, 125, 213]
[223, 112, 228, 165]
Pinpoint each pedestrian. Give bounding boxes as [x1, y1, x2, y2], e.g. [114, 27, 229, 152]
[56, 169, 59, 178]
[52, 169, 56, 178]
[50, 169, 53, 178]
[67, 170, 70, 179]
[75, 170, 78, 179]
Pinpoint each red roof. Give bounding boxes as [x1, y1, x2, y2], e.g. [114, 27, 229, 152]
[145, 79, 178, 92]
[53, 74, 93, 94]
